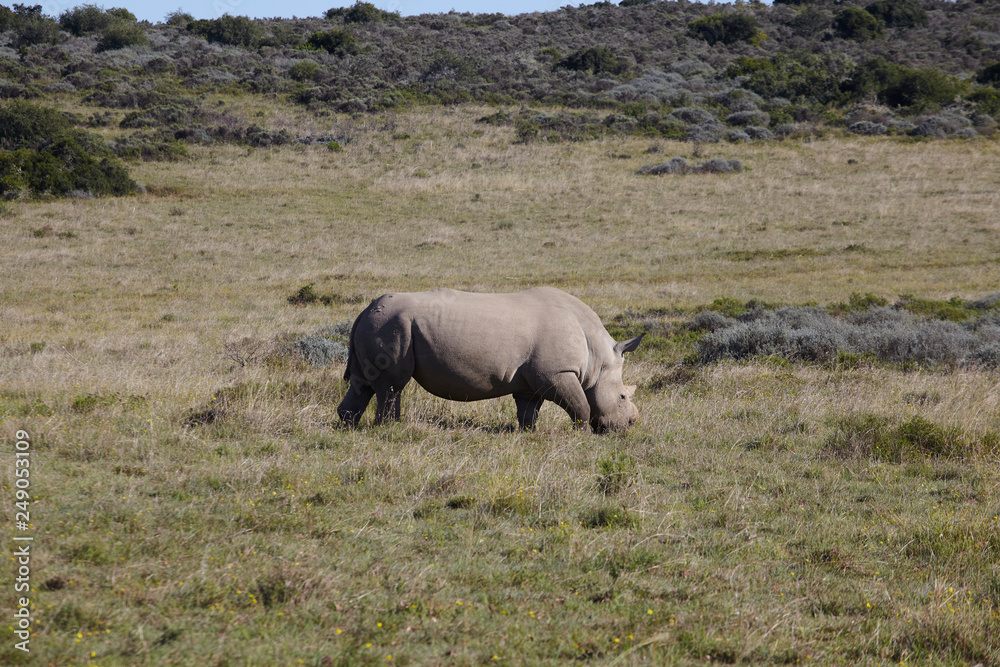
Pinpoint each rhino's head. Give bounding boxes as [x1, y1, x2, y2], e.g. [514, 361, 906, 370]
[588, 334, 643, 433]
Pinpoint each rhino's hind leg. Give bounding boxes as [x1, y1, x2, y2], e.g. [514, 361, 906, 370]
[374, 384, 407, 424]
[338, 381, 375, 426]
[546, 372, 591, 430]
[514, 394, 544, 430]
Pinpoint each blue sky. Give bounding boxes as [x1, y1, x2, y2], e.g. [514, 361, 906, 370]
[40, 0, 748, 24]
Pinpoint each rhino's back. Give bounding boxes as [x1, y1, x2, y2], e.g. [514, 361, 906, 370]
[384, 288, 596, 400]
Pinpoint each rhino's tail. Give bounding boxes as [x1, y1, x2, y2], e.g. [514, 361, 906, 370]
[343, 314, 362, 382]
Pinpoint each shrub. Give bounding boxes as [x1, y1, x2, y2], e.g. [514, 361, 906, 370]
[288, 283, 319, 306]
[978, 62, 1000, 87]
[726, 110, 769, 127]
[189, 14, 264, 48]
[327, 2, 396, 23]
[884, 69, 969, 109]
[288, 60, 321, 82]
[790, 6, 833, 36]
[0, 100, 139, 199]
[596, 451, 638, 495]
[423, 51, 476, 82]
[847, 59, 969, 110]
[514, 120, 539, 143]
[11, 5, 59, 47]
[696, 302, 994, 367]
[344, 1, 395, 23]
[96, 22, 148, 52]
[303, 28, 359, 56]
[864, 0, 928, 29]
[723, 53, 853, 105]
[726, 129, 751, 143]
[849, 120, 888, 135]
[59, 4, 112, 35]
[637, 157, 742, 175]
[911, 114, 972, 138]
[245, 125, 292, 147]
[0, 5, 13, 32]
[120, 103, 195, 128]
[294, 336, 349, 367]
[969, 89, 1000, 117]
[833, 7, 884, 42]
[637, 157, 688, 175]
[895, 295, 972, 322]
[686, 310, 736, 333]
[744, 126, 773, 141]
[164, 10, 192, 27]
[823, 414, 965, 462]
[667, 107, 717, 125]
[964, 343, 1000, 368]
[106, 7, 136, 22]
[687, 13, 762, 46]
[111, 132, 188, 161]
[557, 47, 626, 76]
[1, 141, 138, 199]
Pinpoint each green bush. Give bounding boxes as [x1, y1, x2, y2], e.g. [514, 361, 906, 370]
[723, 53, 853, 104]
[189, 14, 264, 48]
[9, 4, 59, 47]
[58, 4, 112, 35]
[0, 5, 13, 32]
[969, 88, 1000, 117]
[883, 68, 969, 109]
[96, 22, 148, 52]
[846, 58, 968, 110]
[557, 47, 626, 75]
[687, 13, 762, 46]
[326, 2, 396, 23]
[833, 7, 885, 42]
[344, 1, 395, 23]
[864, 0, 928, 29]
[303, 28, 359, 56]
[288, 60, 321, 82]
[0, 101, 138, 199]
[106, 7, 136, 22]
[895, 295, 972, 322]
[164, 10, 192, 27]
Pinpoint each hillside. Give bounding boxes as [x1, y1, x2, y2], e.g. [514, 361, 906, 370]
[0, 0, 998, 171]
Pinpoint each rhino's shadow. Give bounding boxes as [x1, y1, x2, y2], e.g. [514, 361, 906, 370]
[421, 416, 518, 434]
[328, 416, 518, 433]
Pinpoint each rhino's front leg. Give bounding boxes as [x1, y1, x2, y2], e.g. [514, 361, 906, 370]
[546, 372, 591, 430]
[513, 393, 544, 430]
[338, 381, 375, 427]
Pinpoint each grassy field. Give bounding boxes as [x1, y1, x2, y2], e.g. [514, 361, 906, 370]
[2, 104, 1000, 665]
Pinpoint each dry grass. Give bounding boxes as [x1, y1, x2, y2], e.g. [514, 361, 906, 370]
[1, 105, 999, 664]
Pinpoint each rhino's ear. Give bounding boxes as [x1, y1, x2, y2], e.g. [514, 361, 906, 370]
[614, 334, 644, 356]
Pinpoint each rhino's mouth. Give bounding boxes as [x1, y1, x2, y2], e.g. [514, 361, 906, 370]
[590, 413, 637, 434]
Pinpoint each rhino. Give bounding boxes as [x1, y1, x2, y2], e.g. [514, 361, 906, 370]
[337, 287, 643, 432]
